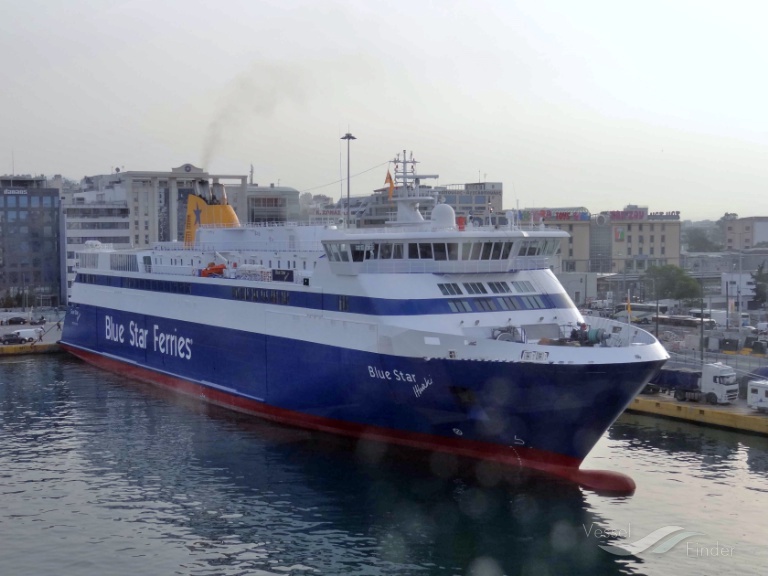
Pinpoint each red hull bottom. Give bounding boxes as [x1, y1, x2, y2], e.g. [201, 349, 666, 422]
[62, 344, 636, 495]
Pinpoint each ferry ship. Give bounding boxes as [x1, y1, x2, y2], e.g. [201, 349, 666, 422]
[60, 151, 669, 494]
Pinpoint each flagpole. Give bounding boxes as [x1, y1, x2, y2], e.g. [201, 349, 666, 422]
[341, 132, 356, 227]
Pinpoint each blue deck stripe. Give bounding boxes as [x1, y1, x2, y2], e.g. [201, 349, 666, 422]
[75, 273, 574, 316]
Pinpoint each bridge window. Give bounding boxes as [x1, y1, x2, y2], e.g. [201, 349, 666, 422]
[350, 243, 366, 262]
[498, 296, 520, 310]
[463, 282, 487, 295]
[476, 299, 497, 311]
[488, 281, 511, 293]
[512, 281, 535, 292]
[438, 283, 463, 296]
[448, 300, 472, 313]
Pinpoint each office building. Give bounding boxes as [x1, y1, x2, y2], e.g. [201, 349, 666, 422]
[0, 175, 61, 308]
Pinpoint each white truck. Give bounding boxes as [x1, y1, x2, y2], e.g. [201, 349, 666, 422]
[747, 380, 768, 413]
[12, 328, 43, 342]
[647, 362, 739, 404]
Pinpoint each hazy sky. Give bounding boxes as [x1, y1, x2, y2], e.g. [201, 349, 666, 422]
[2, 0, 766, 220]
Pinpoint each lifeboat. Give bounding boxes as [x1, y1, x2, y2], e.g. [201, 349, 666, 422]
[200, 263, 226, 278]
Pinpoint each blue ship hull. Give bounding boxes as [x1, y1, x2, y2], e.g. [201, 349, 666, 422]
[61, 304, 664, 492]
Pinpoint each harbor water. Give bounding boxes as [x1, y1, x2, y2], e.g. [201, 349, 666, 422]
[1, 355, 767, 575]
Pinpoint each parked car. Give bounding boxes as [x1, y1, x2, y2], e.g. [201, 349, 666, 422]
[29, 316, 46, 325]
[6, 316, 27, 325]
[1, 333, 28, 345]
[11, 328, 43, 342]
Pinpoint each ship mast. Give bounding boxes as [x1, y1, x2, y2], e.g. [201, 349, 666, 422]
[389, 150, 439, 225]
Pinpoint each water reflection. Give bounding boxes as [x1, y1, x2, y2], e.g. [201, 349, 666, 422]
[610, 411, 768, 476]
[0, 356, 645, 575]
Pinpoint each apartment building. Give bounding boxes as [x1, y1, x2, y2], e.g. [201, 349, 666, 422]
[0, 175, 61, 308]
[723, 216, 768, 251]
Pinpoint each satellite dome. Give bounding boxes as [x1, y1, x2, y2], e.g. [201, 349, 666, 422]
[431, 203, 456, 227]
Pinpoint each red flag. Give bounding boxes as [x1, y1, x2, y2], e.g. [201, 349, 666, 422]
[385, 170, 394, 199]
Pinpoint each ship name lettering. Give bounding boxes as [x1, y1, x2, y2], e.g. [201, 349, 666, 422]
[368, 366, 391, 380]
[152, 324, 193, 360]
[367, 366, 417, 383]
[105, 315, 125, 343]
[413, 377, 433, 398]
[393, 369, 417, 383]
[129, 321, 148, 349]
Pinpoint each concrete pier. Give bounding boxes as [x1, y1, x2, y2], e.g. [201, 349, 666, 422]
[627, 393, 768, 435]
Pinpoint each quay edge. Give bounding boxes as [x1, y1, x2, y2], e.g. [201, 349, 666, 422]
[0, 342, 62, 356]
[626, 395, 768, 436]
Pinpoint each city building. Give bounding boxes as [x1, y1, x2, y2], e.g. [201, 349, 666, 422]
[59, 164, 248, 303]
[61, 195, 131, 301]
[229, 182, 301, 224]
[0, 175, 61, 309]
[525, 205, 682, 307]
[723, 216, 768, 250]
[523, 205, 682, 276]
[338, 181, 503, 228]
[522, 207, 592, 273]
[78, 164, 247, 246]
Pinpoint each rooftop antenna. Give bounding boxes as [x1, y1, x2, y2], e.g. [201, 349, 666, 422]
[341, 132, 356, 227]
[338, 137, 343, 202]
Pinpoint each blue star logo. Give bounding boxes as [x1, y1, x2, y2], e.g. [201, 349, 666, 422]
[194, 206, 202, 225]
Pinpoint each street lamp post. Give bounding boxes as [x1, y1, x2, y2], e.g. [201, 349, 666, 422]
[699, 264, 705, 363]
[22, 274, 27, 314]
[643, 276, 660, 337]
[738, 251, 743, 321]
[340, 132, 356, 227]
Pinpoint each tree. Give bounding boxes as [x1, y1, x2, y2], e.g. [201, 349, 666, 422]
[1, 291, 14, 309]
[645, 265, 702, 300]
[751, 261, 768, 308]
[684, 228, 722, 252]
[716, 212, 738, 246]
[299, 192, 313, 207]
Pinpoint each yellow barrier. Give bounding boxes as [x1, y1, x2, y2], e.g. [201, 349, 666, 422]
[628, 396, 768, 436]
[0, 343, 61, 356]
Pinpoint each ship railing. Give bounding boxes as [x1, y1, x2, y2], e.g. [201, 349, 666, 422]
[149, 241, 553, 274]
[150, 265, 201, 276]
[198, 221, 337, 231]
[339, 223, 560, 235]
[82, 242, 115, 251]
[194, 220, 560, 234]
[151, 240, 327, 253]
[482, 317, 657, 349]
[569, 316, 658, 347]
[340, 257, 551, 274]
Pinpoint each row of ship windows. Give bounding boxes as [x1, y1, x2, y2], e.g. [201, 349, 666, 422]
[67, 222, 130, 230]
[79, 274, 292, 302]
[76, 274, 549, 314]
[78, 274, 194, 294]
[325, 239, 559, 263]
[438, 280, 535, 296]
[232, 287, 291, 305]
[447, 295, 547, 313]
